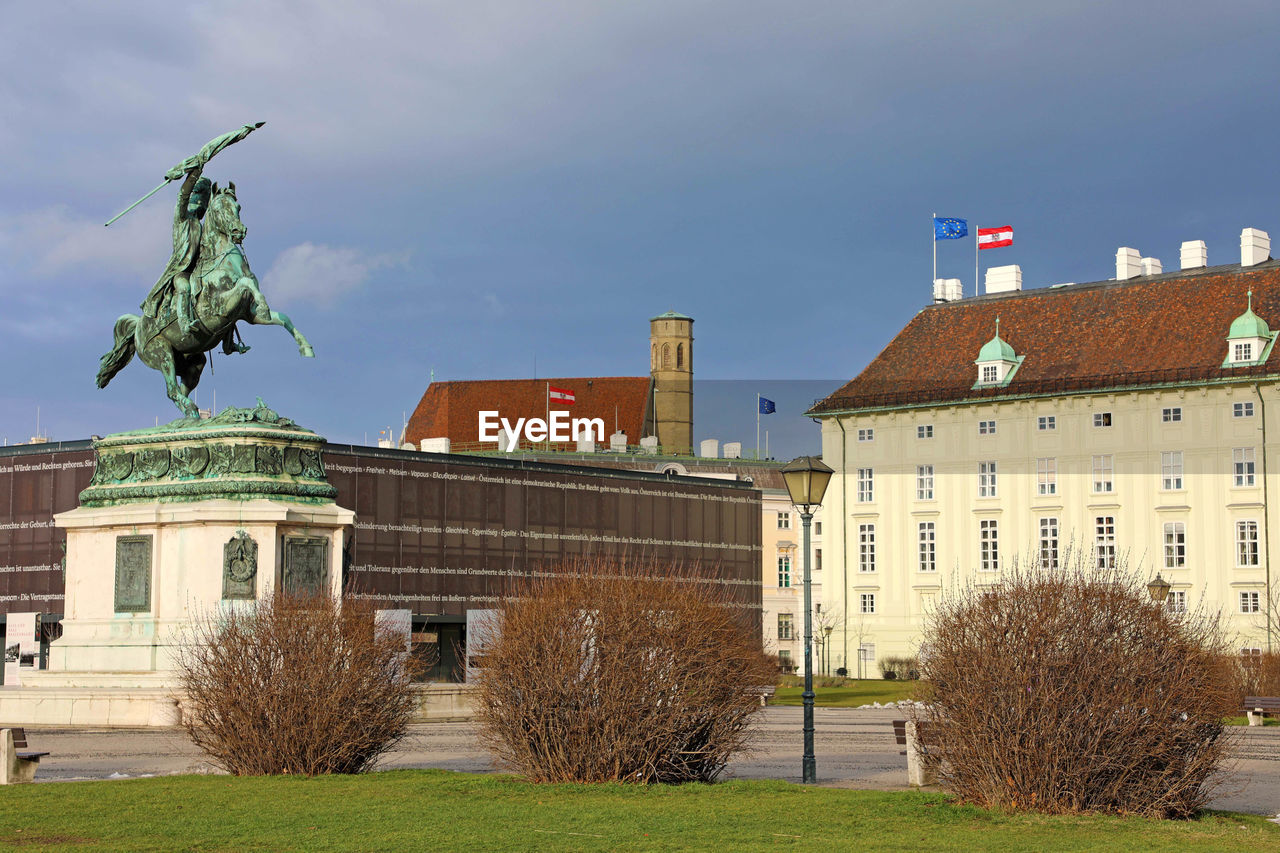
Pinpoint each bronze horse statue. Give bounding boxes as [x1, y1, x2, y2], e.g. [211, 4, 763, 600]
[96, 182, 314, 418]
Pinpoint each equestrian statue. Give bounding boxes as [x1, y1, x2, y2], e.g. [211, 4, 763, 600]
[96, 122, 314, 418]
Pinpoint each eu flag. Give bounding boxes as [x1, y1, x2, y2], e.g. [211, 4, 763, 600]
[759, 397, 776, 415]
[934, 217, 968, 240]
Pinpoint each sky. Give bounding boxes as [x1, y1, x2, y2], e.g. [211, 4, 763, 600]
[3, 1, 1280, 453]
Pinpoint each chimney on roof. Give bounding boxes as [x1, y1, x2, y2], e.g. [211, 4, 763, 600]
[932, 278, 963, 303]
[1141, 257, 1162, 276]
[1241, 228, 1271, 266]
[984, 265, 1022, 294]
[1116, 248, 1141, 280]
[1180, 240, 1207, 270]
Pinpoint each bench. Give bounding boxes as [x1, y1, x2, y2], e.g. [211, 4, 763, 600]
[748, 686, 777, 706]
[1243, 696, 1280, 726]
[1, 728, 49, 784]
[892, 719, 940, 787]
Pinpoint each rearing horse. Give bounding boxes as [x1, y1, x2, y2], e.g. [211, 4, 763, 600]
[96, 182, 314, 418]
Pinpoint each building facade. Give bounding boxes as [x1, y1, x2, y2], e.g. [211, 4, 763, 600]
[811, 236, 1280, 673]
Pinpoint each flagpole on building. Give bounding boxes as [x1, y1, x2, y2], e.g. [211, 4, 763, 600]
[975, 228, 980, 297]
[756, 393, 761, 461]
[932, 212, 937, 286]
[545, 382, 550, 451]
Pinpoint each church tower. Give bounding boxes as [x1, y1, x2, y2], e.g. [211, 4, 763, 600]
[649, 311, 693, 454]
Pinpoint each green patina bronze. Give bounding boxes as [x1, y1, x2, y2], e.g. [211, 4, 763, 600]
[96, 123, 316, 419]
[114, 535, 153, 613]
[81, 402, 337, 507]
[222, 531, 259, 600]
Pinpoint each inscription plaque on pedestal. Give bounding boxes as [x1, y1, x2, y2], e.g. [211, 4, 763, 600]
[114, 535, 152, 613]
[222, 531, 258, 600]
[283, 536, 327, 595]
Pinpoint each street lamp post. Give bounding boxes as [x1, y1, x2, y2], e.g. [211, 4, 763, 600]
[1147, 573, 1171, 603]
[780, 455, 834, 785]
[823, 625, 833, 677]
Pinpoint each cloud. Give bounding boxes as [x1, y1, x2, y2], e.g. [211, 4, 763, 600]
[0, 204, 169, 292]
[261, 242, 403, 307]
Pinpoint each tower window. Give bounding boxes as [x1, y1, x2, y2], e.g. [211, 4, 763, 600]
[662, 344, 671, 369]
[676, 343, 684, 368]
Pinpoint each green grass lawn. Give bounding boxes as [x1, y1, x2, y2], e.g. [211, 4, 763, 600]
[772, 678, 919, 707]
[0, 771, 1273, 852]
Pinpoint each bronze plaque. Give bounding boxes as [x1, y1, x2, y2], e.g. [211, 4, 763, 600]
[283, 536, 327, 595]
[114, 535, 152, 613]
[222, 531, 258, 599]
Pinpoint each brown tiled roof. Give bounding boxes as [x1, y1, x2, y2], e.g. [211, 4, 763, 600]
[406, 377, 653, 449]
[810, 260, 1280, 415]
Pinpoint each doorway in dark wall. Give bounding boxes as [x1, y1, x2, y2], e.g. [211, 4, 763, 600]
[412, 617, 466, 683]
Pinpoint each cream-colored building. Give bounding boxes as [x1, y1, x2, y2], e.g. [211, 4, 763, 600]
[760, 491, 827, 676]
[811, 234, 1280, 673]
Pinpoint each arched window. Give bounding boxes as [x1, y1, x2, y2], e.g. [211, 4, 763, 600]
[676, 343, 684, 368]
[662, 343, 671, 369]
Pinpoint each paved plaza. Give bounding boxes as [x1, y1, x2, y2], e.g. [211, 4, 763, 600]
[18, 707, 1280, 816]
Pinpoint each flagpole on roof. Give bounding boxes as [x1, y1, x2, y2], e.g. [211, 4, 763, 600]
[975, 226, 980, 298]
[932, 212, 937, 288]
[756, 393, 761, 461]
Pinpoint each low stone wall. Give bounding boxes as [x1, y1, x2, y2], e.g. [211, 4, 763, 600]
[0, 681, 476, 728]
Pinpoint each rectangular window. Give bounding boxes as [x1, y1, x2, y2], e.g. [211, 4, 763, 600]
[1162, 407, 1182, 422]
[1036, 457, 1057, 495]
[1161, 451, 1183, 490]
[814, 521, 822, 536]
[1167, 590, 1187, 614]
[1240, 591, 1261, 613]
[978, 461, 998, 498]
[860, 593, 877, 615]
[1038, 415, 1056, 431]
[917, 424, 933, 439]
[1234, 448, 1256, 486]
[777, 511, 791, 530]
[778, 649, 793, 670]
[916, 464, 934, 500]
[858, 524, 876, 572]
[979, 519, 999, 571]
[1095, 516, 1116, 569]
[982, 364, 999, 383]
[978, 420, 996, 435]
[1237, 520, 1260, 567]
[1038, 517, 1059, 570]
[1235, 401, 1255, 418]
[856, 468, 874, 502]
[1235, 342, 1253, 362]
[858, 428, 874, 442]
[777, 555, 791, 588]
[777, 613, 794, 641]
[815, 548, 823, 571]
[1163, 522, 1186, 569]
[918, 521, 936, 572]
[1094, 412, 1112, 427]
[1092, 455, 1113, 493]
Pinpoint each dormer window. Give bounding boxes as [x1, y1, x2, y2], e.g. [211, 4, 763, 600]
[973, 317, 1024, 388]
[1225, 290, 1275, 367]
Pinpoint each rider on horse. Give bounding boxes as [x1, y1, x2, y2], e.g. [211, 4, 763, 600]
[140, 164, 210, 335]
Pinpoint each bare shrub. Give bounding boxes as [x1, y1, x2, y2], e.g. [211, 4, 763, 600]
[1234, 651, 1280, 702]
[474, 558, 777, 783]
[911, 563, 1236, 817]
[176, 589, 423, 776]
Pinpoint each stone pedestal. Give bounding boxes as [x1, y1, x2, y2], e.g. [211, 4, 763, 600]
[6, 404, 354, 726]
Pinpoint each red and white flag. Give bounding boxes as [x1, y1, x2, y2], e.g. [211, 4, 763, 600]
[977, 225, 1013, 250]
[549, 386, 575, 405]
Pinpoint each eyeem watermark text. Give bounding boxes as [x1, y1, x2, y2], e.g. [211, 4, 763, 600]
[479, 411, 605, 451]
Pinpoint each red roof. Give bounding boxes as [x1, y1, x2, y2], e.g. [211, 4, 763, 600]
[812, 261, 1280, 414]
[406, 377, 653, 450]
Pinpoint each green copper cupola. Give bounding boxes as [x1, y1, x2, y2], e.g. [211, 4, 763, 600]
[1224, 290, 1276, 367]
[973, 317, 1024, 388]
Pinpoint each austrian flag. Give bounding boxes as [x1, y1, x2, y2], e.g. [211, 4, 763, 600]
[978, 225, 1014, 250]
[548, 386, 575, 405]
